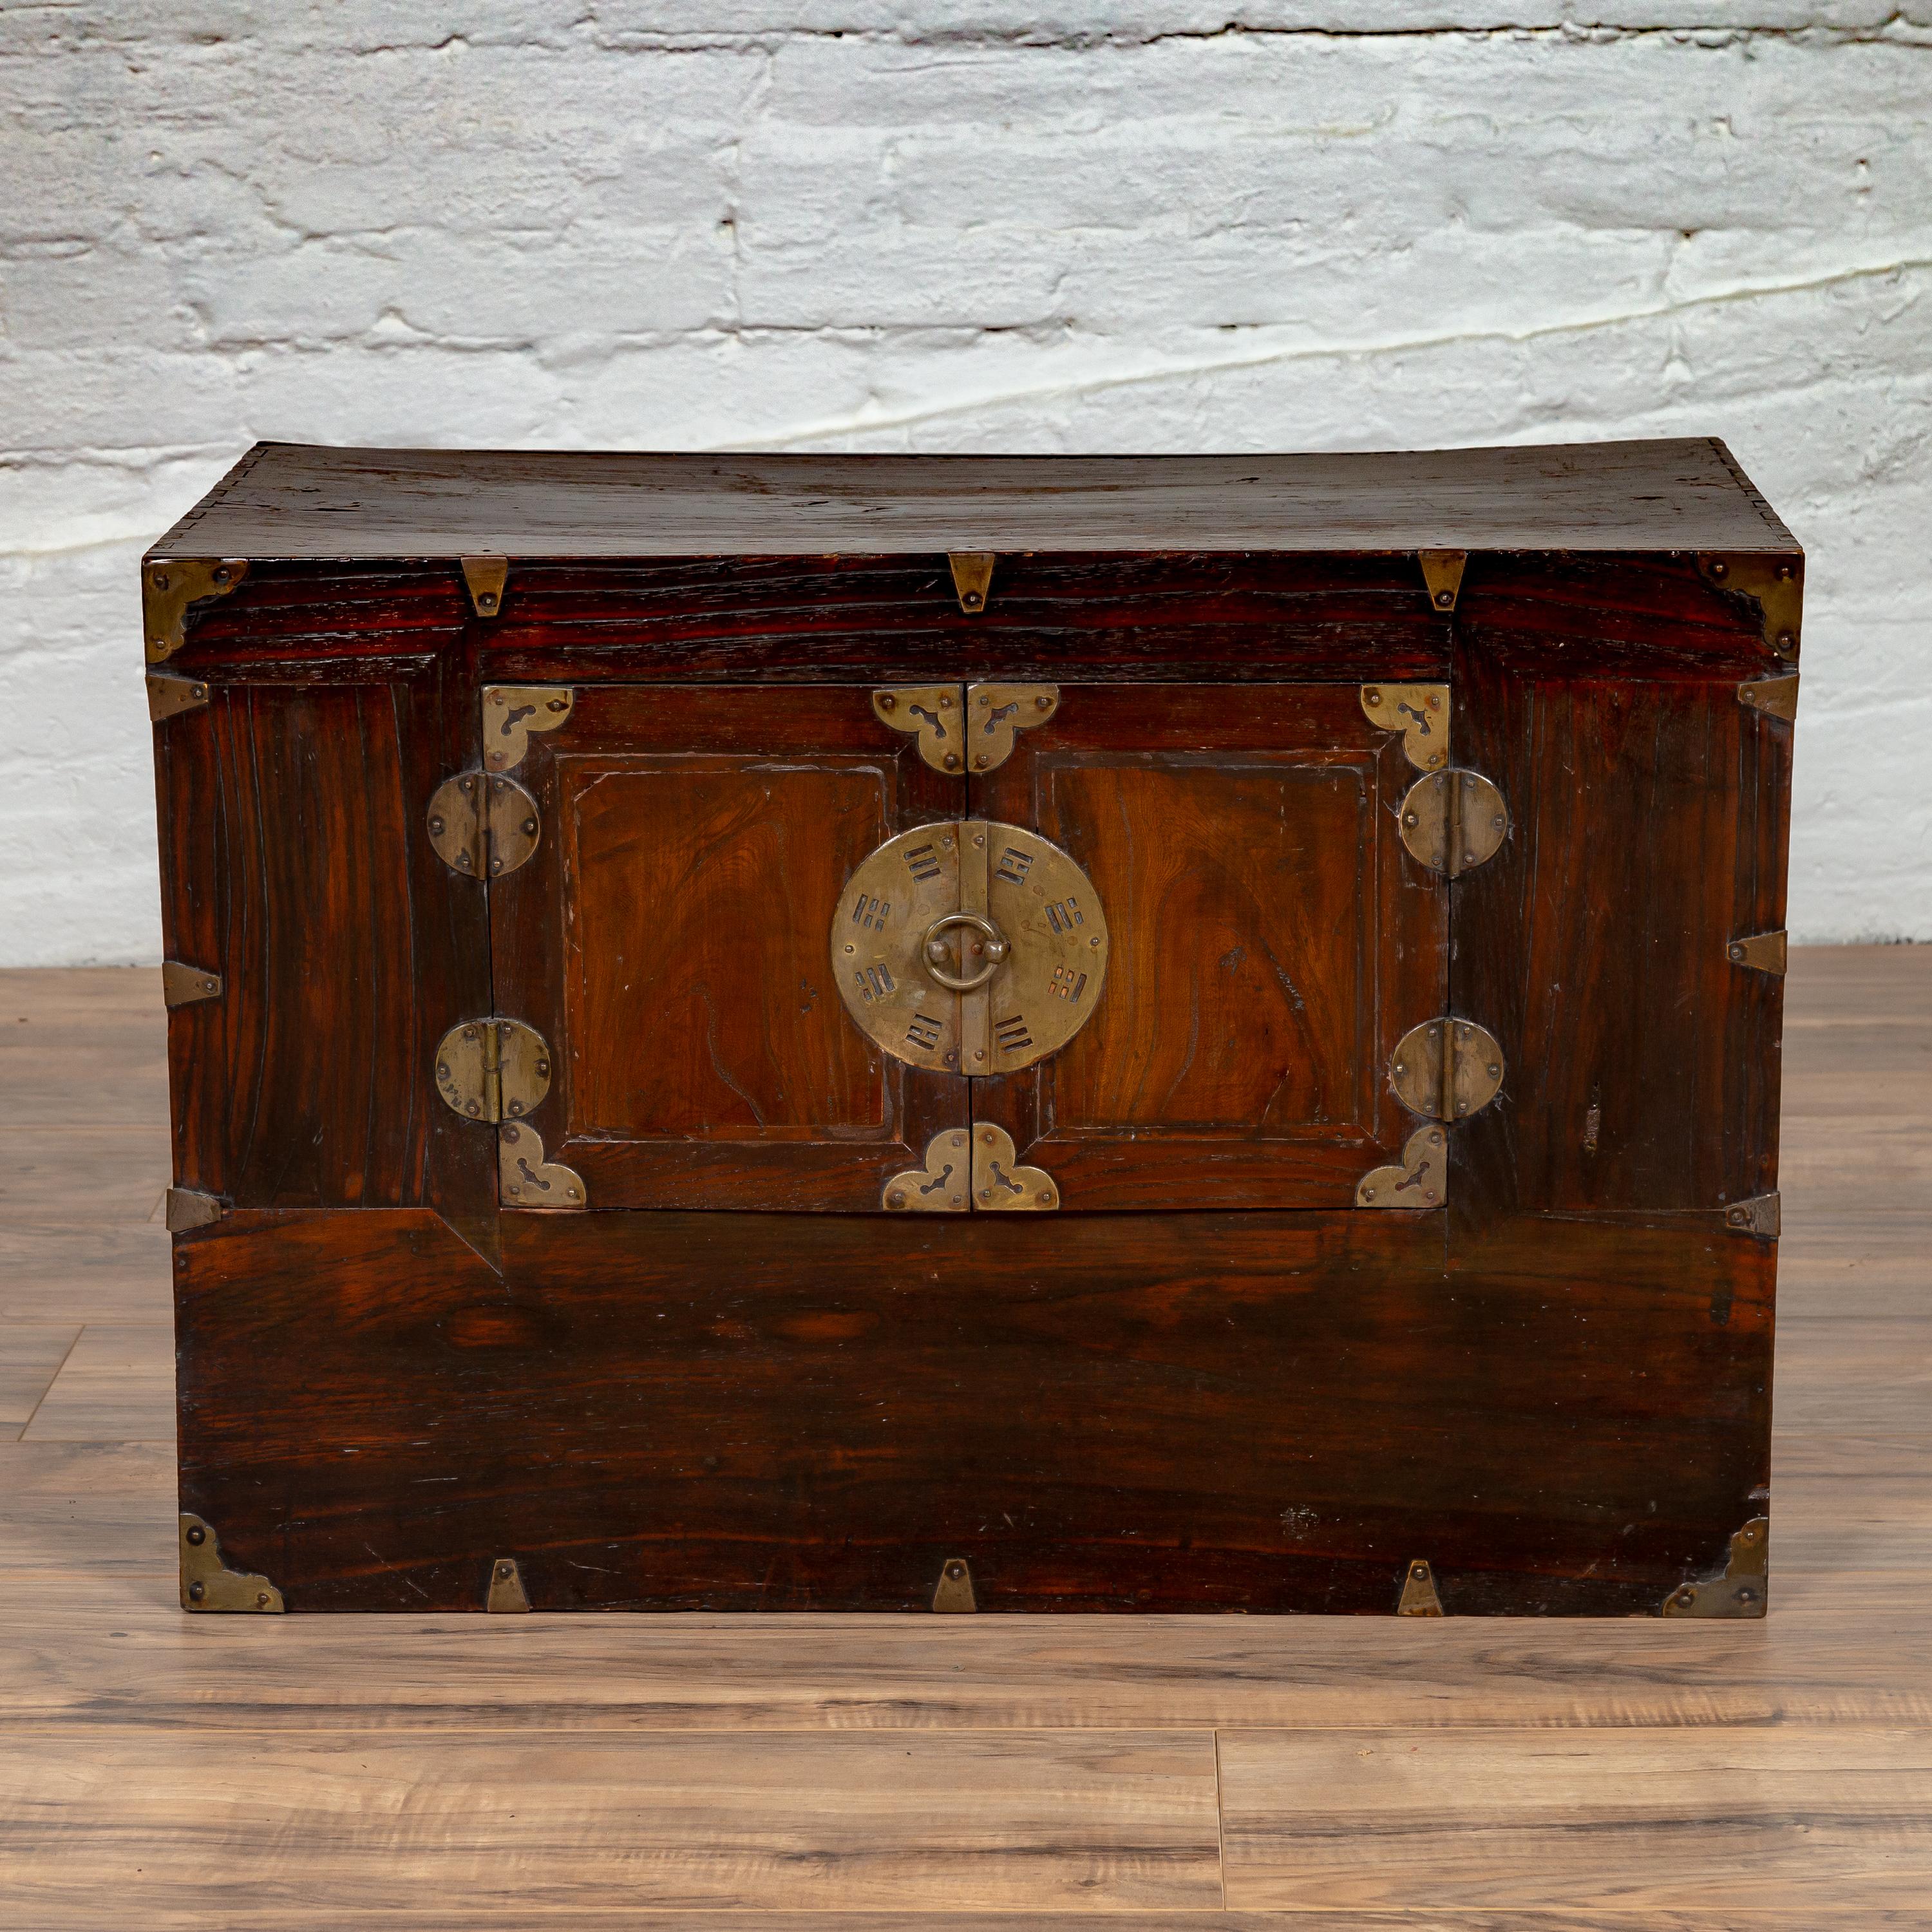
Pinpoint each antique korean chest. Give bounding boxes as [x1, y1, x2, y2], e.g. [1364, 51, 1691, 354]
[148, 442, 1795, 1618]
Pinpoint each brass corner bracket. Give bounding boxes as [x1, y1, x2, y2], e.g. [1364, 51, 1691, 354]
[486, 1557, 532, 1611]
[1700, 554, 1801, 660]
[165, 1186, 223, 1232]
[1398, 769, 1508, 876]
[427, 772, 542, 879]
[1397, 1558, 1444, 1616]
[875, 685, 965, 771]
[874, 683, 1057, 774]
[884, 1128, 972, 1212]
[1419, 550, 1466, 612]
[498, 1121, 585, 1209]
[1389, 1018, 1504, 1122]
[147, 670, 211, 723]
[1356, 1126, 1446, 1209]
[933, 1557, 978, 1611]
[180, 1513, 284, 1613]
[162, 960, 223, 1008]
[966, 683, 1057, 771]
[884, 1125, 1059, 1213]
[1361, 684, 1448, 770]
[1727, 930, 1788, 976]
[972, 1122, 1057, 1211]
[1662, 1515, 1767, 1618]
[482, 686, 574, 772]
[1724, 1193, 1780, 1239]
[1738, 674, 1798, 722]
[948, 553, 995, 614]
[461, 555, 509, 618]
[143, 557, 247, 664]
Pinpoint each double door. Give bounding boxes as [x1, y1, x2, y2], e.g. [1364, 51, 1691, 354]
[486, 678, 1450, 1215]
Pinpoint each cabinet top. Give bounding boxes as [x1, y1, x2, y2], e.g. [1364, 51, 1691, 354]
[152, 437, 1796, 561]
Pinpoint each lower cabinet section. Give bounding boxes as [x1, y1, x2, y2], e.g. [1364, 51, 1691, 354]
[173, 1206, 1772, 1616]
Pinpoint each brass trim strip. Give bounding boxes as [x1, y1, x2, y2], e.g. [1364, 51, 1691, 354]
[947, 553, 995, 614]
[486, 1557, 533, 1611]
[162, 961, 223, 1008]
[1397, 1558, 1444, 1616]
[1419, 549, 1466, 612]
[462, 555, 509, 618]
[932, 1557, 978, 1611]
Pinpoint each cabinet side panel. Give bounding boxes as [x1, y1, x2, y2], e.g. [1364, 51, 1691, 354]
[155, 660, 490, 1229]
[1452, 604, 1790, 1218]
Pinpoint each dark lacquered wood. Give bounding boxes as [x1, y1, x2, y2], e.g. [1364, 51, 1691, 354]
[152, 658, 496, 1255]
[1451, 570, 1792, 1219]
[175, 1202, 1766, 1615]
[973, 685, 1444, 1209]
[493, 685, 965, 1211]
[149, 443, 1799, 1618]
[151, 439, 1796, 559]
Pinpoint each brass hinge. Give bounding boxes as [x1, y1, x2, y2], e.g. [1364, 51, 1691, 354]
[434, 1018, 553, 1123]
[933, 1557, 978, 1611]
[1701, 554, 1801, 661]
[1662, 1515, 1767, 1618]
[165, 1186, 223, 1232]
[1738, 674, 1798, 721]
[146, 671, 211, 722]
[1356, 1126, 1446, 1209]
[462, 556, 509, 618]
[948, 553, 996, 614]
[1419, 550, 1466, 612]
[499, 1121, 585, 1209]
[1724, 1193, 1779, 1238]
[1398, 769, 1508, 876]
[883, 1124, 1059, 1213]
[426, 772, 542, 878]
[1727, 930, 1788, 976]
[1389, 1018, 1505, 1122]
[180, 1513, 284, 1613]
[482, 686, 574, 772]
[162, 961, 223, 1008]
[1397, 1558, 1444, 1616]
[486, 1557, 532, 1611]
[143, 558, 247, 664]
[1361, 683, 1448, 770]
[873, 683, 1057, 774]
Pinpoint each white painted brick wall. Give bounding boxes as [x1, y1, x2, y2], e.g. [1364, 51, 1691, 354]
[4, 5, 1928, 961]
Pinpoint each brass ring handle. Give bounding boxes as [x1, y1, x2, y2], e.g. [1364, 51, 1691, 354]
[921, 913, 1010, 992]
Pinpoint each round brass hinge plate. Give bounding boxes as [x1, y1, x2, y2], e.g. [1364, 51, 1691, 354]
[1388, 1018, 1506, 1121]
[833, 820, 1110, 1074]
[1398, 769, 1508, 876]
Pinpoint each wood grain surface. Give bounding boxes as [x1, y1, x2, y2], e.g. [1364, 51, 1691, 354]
[149, 439, 1794, 558]
[1, 944, 1926, 1926]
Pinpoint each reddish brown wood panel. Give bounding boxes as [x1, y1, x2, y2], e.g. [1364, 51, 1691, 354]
[173, 1204, 1768, 1615]
[493, 684, 965, 1210]
[973, 684, 1445, 1209]
[1450, 578, 1792, 1218]
[152, 662, 493, 1244]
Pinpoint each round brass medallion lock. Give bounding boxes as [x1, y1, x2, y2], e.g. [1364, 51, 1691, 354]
[831, 820, 1110, 1074]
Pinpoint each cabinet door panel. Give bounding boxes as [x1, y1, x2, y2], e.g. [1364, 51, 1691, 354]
[494, 685, 963, 1209]
[973, 685, 1446, 1209]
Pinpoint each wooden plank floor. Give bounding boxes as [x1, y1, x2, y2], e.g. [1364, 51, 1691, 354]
[1, 949, 1928, 1928]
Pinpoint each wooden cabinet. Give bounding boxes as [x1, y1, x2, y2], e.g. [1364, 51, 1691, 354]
[150, 442, 1795, 1617]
